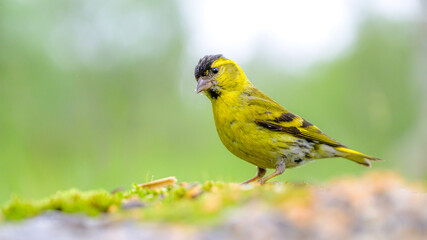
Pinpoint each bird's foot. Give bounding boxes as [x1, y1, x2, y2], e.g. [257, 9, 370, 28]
[241, 167, 266, 185]
[241, 176, 259, 185]
[257, 162, 286, 185]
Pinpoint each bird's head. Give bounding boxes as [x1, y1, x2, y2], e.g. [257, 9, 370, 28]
[194, 54, 249, 99]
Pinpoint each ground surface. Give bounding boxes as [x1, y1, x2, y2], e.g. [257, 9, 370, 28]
[1, 171, 426, 240]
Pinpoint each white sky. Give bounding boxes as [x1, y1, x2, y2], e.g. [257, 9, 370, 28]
[181, 0, 421, 69]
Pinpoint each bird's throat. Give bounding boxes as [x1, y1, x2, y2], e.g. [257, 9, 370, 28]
[207, 88, 221, 99]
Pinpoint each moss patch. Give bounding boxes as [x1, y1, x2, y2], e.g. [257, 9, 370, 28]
[1, 181, 311, 223]
[2, 189, 120, 221]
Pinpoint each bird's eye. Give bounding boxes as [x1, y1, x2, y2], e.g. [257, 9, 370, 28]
[212, 67, 219, 74]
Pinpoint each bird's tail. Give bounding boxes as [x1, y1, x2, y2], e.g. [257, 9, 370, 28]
[335, 147, 382, 167]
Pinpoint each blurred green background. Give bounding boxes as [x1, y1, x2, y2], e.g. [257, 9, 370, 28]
[1, 0, 426, 203]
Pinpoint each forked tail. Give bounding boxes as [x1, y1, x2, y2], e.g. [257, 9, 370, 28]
[335, 147, 382, 167]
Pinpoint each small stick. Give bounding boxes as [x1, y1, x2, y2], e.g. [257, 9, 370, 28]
[138, 176, 178, 189]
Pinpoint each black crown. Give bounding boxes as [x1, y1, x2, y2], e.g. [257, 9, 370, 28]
[194, 54, 223, 79]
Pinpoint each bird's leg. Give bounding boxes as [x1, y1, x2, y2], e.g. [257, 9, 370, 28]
[241, 167, 266, 184]
[258, 162, 286, 184]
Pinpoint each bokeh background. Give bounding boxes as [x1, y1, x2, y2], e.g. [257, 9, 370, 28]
[1, 0, 426, 203]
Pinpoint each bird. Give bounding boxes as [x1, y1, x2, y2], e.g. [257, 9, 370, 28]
[194, 54, 382, 184]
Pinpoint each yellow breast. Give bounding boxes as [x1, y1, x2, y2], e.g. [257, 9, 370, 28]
[211, 92, 278, 169]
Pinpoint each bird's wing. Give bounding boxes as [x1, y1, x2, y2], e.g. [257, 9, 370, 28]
[245, 87, 345, 148]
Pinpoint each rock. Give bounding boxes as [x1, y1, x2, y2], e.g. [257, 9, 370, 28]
[1, 172, 426, 240]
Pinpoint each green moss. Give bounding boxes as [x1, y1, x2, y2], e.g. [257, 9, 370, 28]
[2, 189, 121, 221]
[1, 182, 311, 223]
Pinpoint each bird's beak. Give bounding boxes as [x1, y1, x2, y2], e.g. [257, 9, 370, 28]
[196, 77, 214, 93]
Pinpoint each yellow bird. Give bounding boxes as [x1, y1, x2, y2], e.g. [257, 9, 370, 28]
[194, 54, 382, 184]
